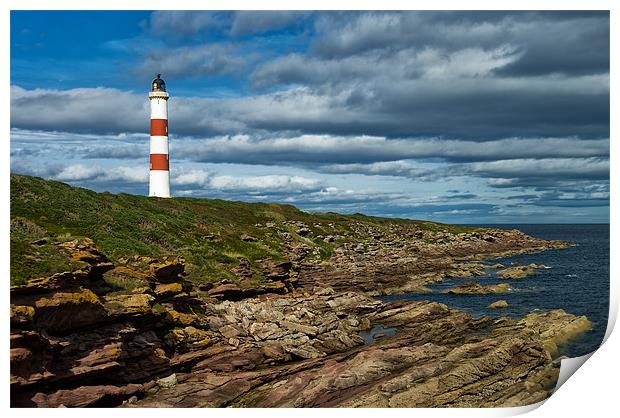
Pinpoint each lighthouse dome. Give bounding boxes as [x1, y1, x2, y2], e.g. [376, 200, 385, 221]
[151, 74, 166, 92]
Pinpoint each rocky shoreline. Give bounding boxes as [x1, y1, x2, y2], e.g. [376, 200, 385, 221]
[10, 225, 590, 408]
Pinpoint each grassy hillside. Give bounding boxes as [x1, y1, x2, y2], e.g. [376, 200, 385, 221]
[10, 174, 474, 286]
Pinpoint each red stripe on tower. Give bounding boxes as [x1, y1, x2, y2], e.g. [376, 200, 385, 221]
[150, 119, 168, 136]
[150, 154, 169, 171]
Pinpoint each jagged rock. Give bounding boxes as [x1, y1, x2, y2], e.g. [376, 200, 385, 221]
[261, 341, 287, 361]
[197, 283, 214, 291]
[31, 384, 144, 407]
[262, 260, 293, 281]
[442, 282, 512, 295]
[57, 238, 109, 266]
[34, 289, 107, 333]
[156, 374, 177, 389]
[207, 280, 289, 301]
[279, 320, 319, 337]
[219, 324, 243, 339]
[11, 323, 171, 396]
[497, 264, 541, 279]
[103, 293, 154, 316]
[488, 300, 509, 309]
[208, 283, 243, 300]
[11, 270, 91, 297]
[164, 326, 212, 351]
[286, 344, 325, 359]
[232, 258, 254, 278]
[517, 310, 592, 355]
[165, 309, 197, 327]
[149, 259, 185, 282]
[249, 322, 283, 341]
[10, 305, 35, 326]
[154, 283, 183, 298]
[240, 234, 257, 242]
[103, 266, 150, 289]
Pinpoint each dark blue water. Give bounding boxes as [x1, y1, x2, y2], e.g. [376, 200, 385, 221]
[379, 224, 609, 358]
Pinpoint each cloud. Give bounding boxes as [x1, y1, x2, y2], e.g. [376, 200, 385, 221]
[252, 45, 522, 89]
[209, 175, 322, 194]
[311, 11, 609, 77]
[470, 157, 609, 180]
[149, 11, 229, 36]
[174, 134, 608, 165]
[230, 11, 311, 36]
[11, 161, 149, 184]
[319, 161, 437, 179]
[12, 69, 608, 139]
[11, 158, 323, 198]
[148, 11, 310, 38]
[135, 44, 248, 79]
[504, 189, 609, 208]
[11, 86, 147, 134]
[11, 128, 609, 175]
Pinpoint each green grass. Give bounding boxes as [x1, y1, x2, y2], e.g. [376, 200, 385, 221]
[10, 174, 478, 285]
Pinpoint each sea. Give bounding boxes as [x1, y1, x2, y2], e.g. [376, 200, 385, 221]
[377, 224, 610, 358]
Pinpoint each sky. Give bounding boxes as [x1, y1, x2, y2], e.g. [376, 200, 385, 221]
[10, 10, 610, 223]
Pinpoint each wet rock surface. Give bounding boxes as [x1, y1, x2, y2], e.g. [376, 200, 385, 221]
[10, 229, 585, 408]
[488, 300, 509, 309]
[497, 264, 545, 279]
[442, 282, 512, 295]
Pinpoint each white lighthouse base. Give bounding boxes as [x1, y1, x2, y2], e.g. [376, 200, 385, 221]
[149, 170, 171, 198]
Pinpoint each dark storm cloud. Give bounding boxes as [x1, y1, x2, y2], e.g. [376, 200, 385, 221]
[251, 57, 608, 138]
[250, 11, 609, 139]
[495, 13, 609, 77]
[174, 135, 608, 166]
[310, 11, 609, 76]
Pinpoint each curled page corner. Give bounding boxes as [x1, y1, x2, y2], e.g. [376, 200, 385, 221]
[603, 286, 618, 343]
[554, 352, 595, 391]
[494, 399, 547, 417]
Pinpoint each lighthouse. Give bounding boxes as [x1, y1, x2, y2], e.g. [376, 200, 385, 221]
[148, 74, 171, 198]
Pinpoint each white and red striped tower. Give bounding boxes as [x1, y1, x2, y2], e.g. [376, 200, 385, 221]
[148, 74, 171, 198]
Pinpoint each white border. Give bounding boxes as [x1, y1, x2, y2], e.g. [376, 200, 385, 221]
[2, 1, 616, 416]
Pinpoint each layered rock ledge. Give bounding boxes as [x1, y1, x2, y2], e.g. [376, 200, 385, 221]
[10, 222, 587, 409]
